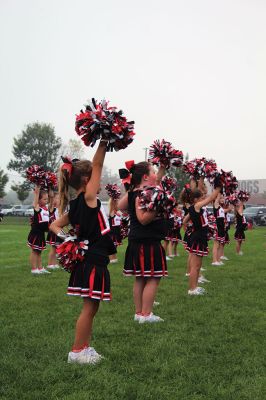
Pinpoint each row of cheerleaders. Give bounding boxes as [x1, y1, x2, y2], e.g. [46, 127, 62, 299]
[26, 98, 250, 364]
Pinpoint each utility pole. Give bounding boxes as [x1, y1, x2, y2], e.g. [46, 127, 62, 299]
[143, 147, 149, 161]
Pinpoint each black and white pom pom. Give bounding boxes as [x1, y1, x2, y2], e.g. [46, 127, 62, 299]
[148, 139, 183, 169]
[160, 176, 177, 193]
[209, 170, 238, 196]
[75, 98, 135, 151]
[105, 183, 121, 200]
[183, 158, 217, 179]
[26, 165, 47, 188]
[237, 190, 250, 203]
[227, 192, 239, 206]
[139, 185, 177, 216]
[56, 236, 88, 273]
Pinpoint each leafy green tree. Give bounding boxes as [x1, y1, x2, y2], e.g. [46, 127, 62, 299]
[11, 181, 30, 204]
[0, 169, 9, 199]
[61, 139, 85, 161]
[8, 122, 62, 175]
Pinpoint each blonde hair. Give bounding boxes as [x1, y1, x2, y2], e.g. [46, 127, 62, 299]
[58, 160, 92, 215]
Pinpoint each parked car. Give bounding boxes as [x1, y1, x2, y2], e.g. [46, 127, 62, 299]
[243, 206, 266, 226]
[24, 208, 34, 217]
[12, 205, 30, 216]
[1, 205, 14, 216]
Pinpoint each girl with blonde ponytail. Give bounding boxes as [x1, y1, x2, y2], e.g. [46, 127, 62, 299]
[50, 141, 116, 365]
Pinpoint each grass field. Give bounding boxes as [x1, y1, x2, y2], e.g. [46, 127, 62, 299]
[0, 217, 265, 400]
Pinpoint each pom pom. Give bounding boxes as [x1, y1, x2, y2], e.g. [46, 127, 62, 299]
[139, 185, 177, 216]
[75, 98, 135, 151]
[183, 158, 217, 180]
[45, 171, 57, 190]
[148, 139, 183, 169]
[105, 183, 121, 200]
[227, 192, 239, 206]
[120, 212, 130, 239]
[160, 176, 177, 193]
[209, 170, 238, 196]
[237, 190, 250, 203]
[56, 236, 88, 273]
[26, 165, 47, 188]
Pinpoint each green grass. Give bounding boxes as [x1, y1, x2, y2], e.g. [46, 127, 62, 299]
[0, 218, 265, 400]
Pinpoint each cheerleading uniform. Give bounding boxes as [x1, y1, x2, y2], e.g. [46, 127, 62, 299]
[224, 212, 231, 244]
[46, 208, 63, 246]
[234, 212, 247, 242]
[66, 193, 116, 301]
[183, 205, 193, 251]
[213, 205, 225, 244]
[168, 214, 182, 243]
[124, 191, 168, 277]
[27, 207, 49, 251]
[109, 212, 122, 247]
[188, 205, 209, 256]
[165, 213, 175, 241]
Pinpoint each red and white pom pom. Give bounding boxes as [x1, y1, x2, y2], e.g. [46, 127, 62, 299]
[56, 236, 88, 273]
[148, 139, 183, 169]
[160, 176, 177, 193]
[26, 165, 47, 188]
[227, 192, 239, 206]
[139, 186, 177, 216]
[237, 190, 250, 203]
[45, 171, 57, 190]
[105, 183, 121, 200]
[183, 158, 217, 179]
[120, 212, 130, 239]
[75, 98, 135, 151]
[208, 170, 238, 195]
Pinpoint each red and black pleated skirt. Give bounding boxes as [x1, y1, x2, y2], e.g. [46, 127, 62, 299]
[28, 229, 46, 251]
[67, 253, 111, 301]
[224, 230, 230, 244]
[46, 231, 63, 246]
[109, 226, 122, 247]
[123, 240, 168, 278]
[234, 229, 245, 242]
[189, 231, 209, 257]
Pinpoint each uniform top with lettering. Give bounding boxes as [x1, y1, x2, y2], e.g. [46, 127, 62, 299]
[48, 207, 59, 224]
[128, 191, 168, 241]
[30, 207, 50, 232]
[109, 212, 122, 227]
[188, 205, 208, 233]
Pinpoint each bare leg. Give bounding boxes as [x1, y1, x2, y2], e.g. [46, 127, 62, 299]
[142, 278, 160, 315]
[73, 299, 100, 349]
[37, 252, 42, 269]
[48, 246, 57, 266]
[186, 253, 192, 274]
[133, 277, 145, 314]
[189, 254, 202, 290]
[236, 240, 242, 254]
[212, 240, 219, 263]
[218, 243, 224, 261]
[30, 250, 39, 270]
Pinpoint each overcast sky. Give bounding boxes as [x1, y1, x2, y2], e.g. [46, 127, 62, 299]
[0, 0, 265, 184]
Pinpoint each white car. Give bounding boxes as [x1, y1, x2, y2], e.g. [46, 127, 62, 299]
[1, 206, 14, 216]
[24, 208, 34, 217]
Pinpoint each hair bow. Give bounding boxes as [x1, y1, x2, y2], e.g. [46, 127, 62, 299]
[119, 160, 135, 185]
[61, 156, 73, 176]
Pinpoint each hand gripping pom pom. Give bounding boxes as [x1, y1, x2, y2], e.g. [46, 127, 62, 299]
[120, 212, 130, 239]
[56, 236, 89, 273]
[237, 190, 250, 203]
[139, 185, 177, 216]
[160, 176, 177, 193]
[209, 170, 238, 196]
[75, 98, 135, 152]
[45, 171, 57, 190]
[148, 139, 183, 169]
[183, 158, 217, 180]
[105, 183, 121, 200]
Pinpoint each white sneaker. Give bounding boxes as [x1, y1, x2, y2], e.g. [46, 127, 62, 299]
[198, 276, 210, 283]
[220, 256, 229, 261]
[211, 262, 221, 266]
[47, 264, 60, 270]
[196, 286, 206, 292]
[67, 348, 100, 364]
[168, 254, 175, 257]
[237, 251, 243, 256]
[200, 267, 206, 271]
[153, 301, 160, 306]
[166, 256, 172, 261]
[31, 268, 40, 274]
[134, 314, 141, 322]
[219, 261, 224, 265]
[39, 268, 51, 274]
[139, 313, 164, 323]
[110, 259, 118, 264]
[185, 273, 190, 277]
[188, 287, 205, 295]
[86, 347, 103, 362]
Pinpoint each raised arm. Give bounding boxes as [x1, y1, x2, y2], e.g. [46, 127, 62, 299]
[156, 165, 166, 185]
[84, 140, 107, 205]
[214, 192, 221, 208]
[33, 185, 40, 211]
[195, 188, 221, 212]
[117, 192, 129, 211]
[48, 188, 55, 212]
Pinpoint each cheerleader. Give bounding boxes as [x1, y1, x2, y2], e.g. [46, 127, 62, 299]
[180, 183, 195, 277]
[212, 193, 226, 266]
[234, 201, 247, 255]
[168, 205, 182, 257]
[183, 186, 220, 295]
[220, 203, 232, 261]
[118, 161, 167, 323]
[163, 213, 174, 260]
[27, 186, 50, 274]
[50, 140, 116, 364]
[108, 198, 122, 264]
[46, 191, 61, 270]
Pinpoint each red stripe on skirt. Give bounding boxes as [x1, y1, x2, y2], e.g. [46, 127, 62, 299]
[150, 245, 154, 276]
[159, 245, 166, 275]
[139, 245, 145, 275]
[101, 270, 105, 300]
[89, 266, 96, 296]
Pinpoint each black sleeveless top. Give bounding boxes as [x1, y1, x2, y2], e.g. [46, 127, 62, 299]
[30, 207, 49, 233]
[235, 212, 247, 230]
[128, 191, 168, 241]
[188, 205, 208, 234]
[69, 193, 114, 257]
[213, 206, 225, 230]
